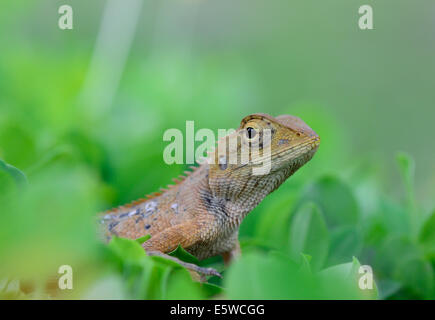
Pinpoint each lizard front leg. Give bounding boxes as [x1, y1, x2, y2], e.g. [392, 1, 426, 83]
[146, 251, 221, 278]
[142, 222, 200, 253]
[142, 222, 221, 278]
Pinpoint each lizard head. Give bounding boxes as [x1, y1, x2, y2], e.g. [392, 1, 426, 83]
[207, 113, 320, 215]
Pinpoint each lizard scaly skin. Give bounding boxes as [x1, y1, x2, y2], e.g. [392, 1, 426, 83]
[98, 113, 320, 271]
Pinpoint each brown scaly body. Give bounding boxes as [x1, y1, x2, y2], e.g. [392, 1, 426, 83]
[98, 113, 320, 269]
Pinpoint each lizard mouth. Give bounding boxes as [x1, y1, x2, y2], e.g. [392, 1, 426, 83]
[229, 135, 320, 172]
[276, 135, 320, 159]
[251, 135, 320, 165]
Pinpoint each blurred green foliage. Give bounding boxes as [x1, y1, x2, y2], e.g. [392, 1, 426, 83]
[1, 140, 434, 299]
[1, 0, 435, 300]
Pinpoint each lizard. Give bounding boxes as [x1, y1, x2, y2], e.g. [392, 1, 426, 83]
[98, 113, 320, 277]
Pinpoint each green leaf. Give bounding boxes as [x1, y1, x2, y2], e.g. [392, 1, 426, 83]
[319, 258, 356, 281]
[378, 199, 411, 235]
[393, 257, 434, 299]
[137, 260, 172, 299]
[319, 257, 378, 300]
[107, 237, 147, 263]
[201, 282, 224, 298]
[299, 253, 312, 274]
[373, 236, 421, 280]
[224, 251, 316, 299]
[419, 210, 435, 259]
[103, 239, 203, 300]
[239, 238, 276, 253]
[289, 202, 329, 271]
[135, 234, 151, 245]
[136, 259, 207, 299]
[396, 152, 415, 204]
[83, 275, 129, 300]
[26, 145, 75, 176]
[255, 192, 297, 249]
[225, 251, 377, 299]
[377, 279, 402, 299]
[0, 123, 37, 169]
[326, 225, 363, 267]
[300, 176, 359, 228]
[396, 152, 421, 239]
[362, 199, 410, 247]
[164, 269, 205, 300]
[0, 158, 27, 187]
[168, 245, 199, 265]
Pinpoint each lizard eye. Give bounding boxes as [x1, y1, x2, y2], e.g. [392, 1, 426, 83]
[246, 127, 257, 139]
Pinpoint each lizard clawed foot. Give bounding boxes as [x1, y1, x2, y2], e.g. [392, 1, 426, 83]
[147, 251, 222, 279]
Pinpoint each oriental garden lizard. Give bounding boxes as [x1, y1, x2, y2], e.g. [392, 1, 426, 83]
[98, 113, 320, 277]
